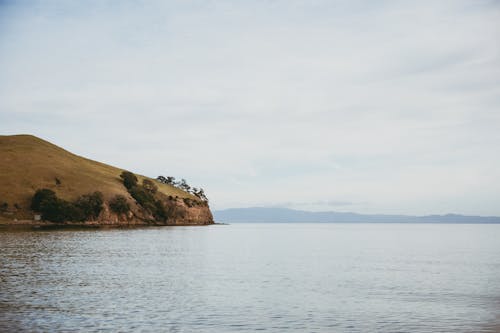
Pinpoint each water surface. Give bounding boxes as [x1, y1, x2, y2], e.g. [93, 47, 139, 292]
[1, 223, 499, 332]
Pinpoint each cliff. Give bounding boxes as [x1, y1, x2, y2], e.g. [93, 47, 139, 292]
[0, 134, 213, 226]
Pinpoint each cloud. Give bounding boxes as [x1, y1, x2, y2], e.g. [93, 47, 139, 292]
[1, 0, 499, 215]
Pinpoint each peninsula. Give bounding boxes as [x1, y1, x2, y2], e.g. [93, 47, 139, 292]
[0, 134, 213, 227]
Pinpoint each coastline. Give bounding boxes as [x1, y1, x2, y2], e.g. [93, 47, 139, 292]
[0, 219, 214, 230]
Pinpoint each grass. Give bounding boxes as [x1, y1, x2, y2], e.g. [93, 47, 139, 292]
[0, 134, 197, 220]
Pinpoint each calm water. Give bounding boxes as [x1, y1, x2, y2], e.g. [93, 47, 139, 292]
[1, 223, 499, 332]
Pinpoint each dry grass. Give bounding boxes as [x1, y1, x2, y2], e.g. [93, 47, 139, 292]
[0, 134, 196, 220]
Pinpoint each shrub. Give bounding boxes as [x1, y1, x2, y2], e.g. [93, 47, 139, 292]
[0, 202, 8, 212]
[38, 198, 63, 222]
[128, 186, 168, 221]
[142, 179, 158, 194]
[109, 195, 130, 214]
[61, 201, 85, 222]
[129, 186, 156, 212]
[154, 200, 167, 221]
[31, 188, 101, 223]
[120, 171, 138, 190]
[39, 198, 84, 223]
[183, 198, 194, 207]
[31, 189, 57, 211]
[76, 192, 103, 220]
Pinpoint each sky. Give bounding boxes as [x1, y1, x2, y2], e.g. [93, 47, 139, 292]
[0, 0, 499, 215]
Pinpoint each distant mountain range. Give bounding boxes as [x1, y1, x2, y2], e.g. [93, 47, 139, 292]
[213, 207, 500, 224]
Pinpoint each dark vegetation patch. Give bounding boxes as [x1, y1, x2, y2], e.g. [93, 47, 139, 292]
[120, 171, 167, 222]
[109, 195, 130, 214]
[28, 170, 209, 224]
[31, 189, 103, 223]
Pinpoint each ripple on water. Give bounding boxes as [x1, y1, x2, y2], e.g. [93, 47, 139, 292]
[1, 224, 500, 332]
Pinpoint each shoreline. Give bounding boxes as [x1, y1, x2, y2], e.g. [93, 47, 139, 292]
[0, 219, 214, 230]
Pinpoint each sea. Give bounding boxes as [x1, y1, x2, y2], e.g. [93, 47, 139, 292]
[1, 223, 499, 332]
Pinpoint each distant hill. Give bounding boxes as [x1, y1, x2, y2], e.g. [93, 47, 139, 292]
[213, 207, 500, 224]
[0, 134, 212, 225]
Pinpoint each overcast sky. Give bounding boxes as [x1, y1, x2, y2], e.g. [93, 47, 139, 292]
[1, 0, 499, 215]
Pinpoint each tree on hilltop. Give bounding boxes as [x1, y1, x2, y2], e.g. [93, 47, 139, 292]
[157, 176, 167, 184]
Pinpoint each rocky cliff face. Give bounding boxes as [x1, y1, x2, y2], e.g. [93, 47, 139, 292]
[163, 198, 214, 225]
[91, 198, 213, 226]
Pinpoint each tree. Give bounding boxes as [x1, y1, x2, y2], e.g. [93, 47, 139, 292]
[39, 197, 84, 223]
[76, 192, 103, 220]
[120, 171, 138, 190]
[109, 195, 130, 214]
[31, 189, 104, 222]
[31, 189, 57, 211]
[156, 176, 167, 184]
[158, 175, 176, 185]
[129, 186, 156, 212]
[178, 178, 191, 192]
[197, 188, 209, 202]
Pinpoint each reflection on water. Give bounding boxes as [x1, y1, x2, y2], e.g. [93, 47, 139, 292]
[1, 223, 500, 332]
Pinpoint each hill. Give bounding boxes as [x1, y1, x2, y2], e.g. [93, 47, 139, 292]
[0, 134, 213, 225]
[213, 207, 500, 224]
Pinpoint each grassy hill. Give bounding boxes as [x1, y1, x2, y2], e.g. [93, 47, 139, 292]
[0, 134, 197, 221]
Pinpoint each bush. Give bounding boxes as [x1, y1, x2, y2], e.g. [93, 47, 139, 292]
[31, 189, 57, 211]
[120, 171, 138, 190]
[31, 188, 101, 223]
[39, 198, 84, 223]
[109, 195, 130, 214]
[142, 179, 158, 194]
[128, 186, 168, 221]
[129, 186, 156, 212]
[154, 200, 167, 222]
[76, 192, 103, 220]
